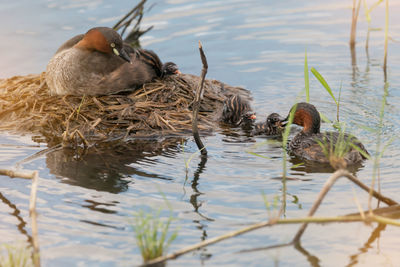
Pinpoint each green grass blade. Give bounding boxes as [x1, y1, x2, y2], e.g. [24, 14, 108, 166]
[349, 143, 371, 160]
[245, 151, 272, 160]
[355, 124, 379, 133]
[290, 162, 304, 169]
[185, 147, 206, 169]
[369, 0, 384, 13]
[378, 136, 396, 159]
[319, 112, 331, 123]
[311, 67, 338, 105]
[132, 197, 179, 262]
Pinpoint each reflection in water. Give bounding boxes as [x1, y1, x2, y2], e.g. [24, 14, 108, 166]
[289, 156, 364, 174]
[294, 241, 321, 267]
[347, 223, 387, 267]
[189, 156, 214, 222]
[350, 45, 359, 80]
[1, 0, 399, 265]
[187, 156, 214, 263]
[46, 138, 184, 193]
[81, 199, 118, 214]
[0, 192, 32, 244]
[239, 238, 322, 266]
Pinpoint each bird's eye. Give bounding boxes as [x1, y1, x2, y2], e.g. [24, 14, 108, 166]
[110, 43, 116, 48]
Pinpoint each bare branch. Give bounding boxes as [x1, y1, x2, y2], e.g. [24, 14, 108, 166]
[292, 169, 397, 243]
[0, 169, 35, 179]
[192, 41, 208, 156]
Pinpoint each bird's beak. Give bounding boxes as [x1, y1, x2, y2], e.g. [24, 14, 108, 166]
[174, 70, 182, 74]
[250, 114, 256, 120]
[280, 115, 289, 127]
[117, 48, 131, 63]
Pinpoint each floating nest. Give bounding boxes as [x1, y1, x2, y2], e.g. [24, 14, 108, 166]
[0, 73, 251, 146]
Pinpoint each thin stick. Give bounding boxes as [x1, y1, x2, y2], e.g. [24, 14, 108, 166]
[192, 41, 208, 156]
[113, 0, 147, 31]
[350, 0, 362, 66]
[238, 212, 400, 254]
[350, 0, 362, 48]
[141, 169, 397, 266]
[0, 169, 35, 179]
[292, 169, 397, 243]
[141, 210, 400, 266]
[141, 220, 272, 266]
[383, 0, 389, 82]
[29, 171, 40, 267]
[15, 144, 62, 169]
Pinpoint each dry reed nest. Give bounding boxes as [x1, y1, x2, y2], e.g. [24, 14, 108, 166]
[0, 72, 251, 146]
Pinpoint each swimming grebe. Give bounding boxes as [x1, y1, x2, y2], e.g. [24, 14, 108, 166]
[283, 102, 369, 167]
[252, 113, 285, 136]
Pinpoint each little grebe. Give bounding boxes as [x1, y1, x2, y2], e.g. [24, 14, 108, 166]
[252, 113, 285, 136]
[283, 102, 369, 166]
[221, 95, 256, 126]
[161, 62, 181, 77]
[46, 27, 179, 96]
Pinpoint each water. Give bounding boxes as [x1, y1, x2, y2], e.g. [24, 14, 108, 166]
[1, 0, 400, 266]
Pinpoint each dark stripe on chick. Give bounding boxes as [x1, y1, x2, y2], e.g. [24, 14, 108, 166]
[221, 95, 254, 126]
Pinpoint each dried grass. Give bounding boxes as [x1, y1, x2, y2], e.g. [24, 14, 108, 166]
[0, 73, 251, 146]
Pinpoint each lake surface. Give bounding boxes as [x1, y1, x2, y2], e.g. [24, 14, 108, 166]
[1, 0, 400, 266]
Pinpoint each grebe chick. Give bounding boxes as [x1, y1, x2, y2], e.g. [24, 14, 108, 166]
[221, 95, 256, 126]
[252, 113, 285, 136]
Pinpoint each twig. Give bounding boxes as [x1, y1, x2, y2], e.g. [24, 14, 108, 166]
[192, 41, 208, 156]
[141, 169, 396, 265]
[383, 0, 389, 82]
[113, 0, 153, 43]
[0, 168, 36, 179]
[141, 210, 400, 266]
[113, 0, 147, 32]
[352, 187, 366, 220]
[238, 212, 400, 254]
[292, 169, 397, 243]
[15, 144, 62, 169]
[29, 171, 40, 267]
[141, 220, 272, 266]
[350, 0, 362, 48]
[350, 0, 362, 67]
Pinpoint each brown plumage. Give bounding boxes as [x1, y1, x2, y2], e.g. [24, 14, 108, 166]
[252, 113, 284, 136]
[284, 102, 369, 166]
[221, 95, 255, 126]
[46, 27, 179, 96]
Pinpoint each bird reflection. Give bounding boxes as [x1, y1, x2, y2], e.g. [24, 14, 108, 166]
[289, 156, 365, 174]
[46, 138, 184, 193]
